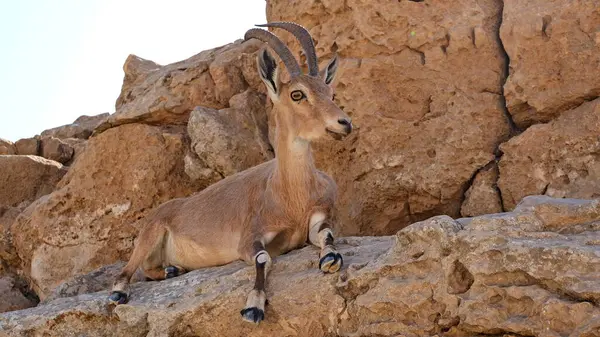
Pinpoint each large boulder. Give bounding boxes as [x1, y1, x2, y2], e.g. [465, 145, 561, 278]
[0, 155, 64, 312]
[267, 0, 510, 235]
[501, 0, 600, 128]
[0, 155, 66, 208]
[95, 40, 265, 132]
[498, 98, 600, 210]
[186, 89, 273, 180]
[0, 139, 15, 155]
[1, 196, 599, 336]
[40, 137, 74, 164]
[11, 123, 202, 299]
[40, 113, 110, 140]
[14, 138, 39, 156]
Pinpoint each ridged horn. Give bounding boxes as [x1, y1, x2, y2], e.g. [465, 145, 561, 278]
[244, 28, 301, 77]
[256, 22, 319, 77]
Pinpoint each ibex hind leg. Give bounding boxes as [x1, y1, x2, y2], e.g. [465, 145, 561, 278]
[141, 235, 187, 280]
[140, 265, 186, 280]
[109, 224, 167, 304]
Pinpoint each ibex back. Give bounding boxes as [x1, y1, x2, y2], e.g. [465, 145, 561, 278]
[108, 22, 352, 325]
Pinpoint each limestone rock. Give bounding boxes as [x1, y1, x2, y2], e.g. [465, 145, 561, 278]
[40, 137, 74, 164]
[498, 98, 600, 210]
[0, 155, 66, 208]
[0, 139, 15, 155]
[267, 0, 510, 235]
[0, 276, 36, 314]
[187, 89, 273, 179]
[60, 137, 88, 166]
[460, 163, 503, 217]
[501, 0, 600, 128]
[183, 151, 222, 185]
[96, 40, 265, 132]
[2, 196, 600, 336]
[43, 262, 138, 303]
[11, 124, 202, 299]
[41, 113, 110, 140]
[14, 138, 39, 156]
[0, 206, 26, 275]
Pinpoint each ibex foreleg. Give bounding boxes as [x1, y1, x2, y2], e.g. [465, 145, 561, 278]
[308, 212, 343, 273]
[240, 240, 272, 324]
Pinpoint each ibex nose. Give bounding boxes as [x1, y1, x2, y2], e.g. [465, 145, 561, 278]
[337, 118, 353, 134]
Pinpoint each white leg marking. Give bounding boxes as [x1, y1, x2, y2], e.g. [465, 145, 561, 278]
[256, 252, 269, 264]
[318, 228, 333, 247]
[253, 250, 272, 274]
[308, 211, 327, 246]
[244, 289, 266, 310]
[112, 280, 128, 293]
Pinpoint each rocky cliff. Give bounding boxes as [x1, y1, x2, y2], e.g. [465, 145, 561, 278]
[2, 196, 600, 336]
[0, 0, 599, 335]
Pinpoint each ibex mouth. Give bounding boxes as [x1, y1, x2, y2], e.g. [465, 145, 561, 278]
[325, 128, 346, 141]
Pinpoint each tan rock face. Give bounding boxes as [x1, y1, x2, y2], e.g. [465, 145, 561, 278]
[2, 196, 599, 336]
[498, 98, 600, 210]
[96, 40, 265, 132]
[0, 208, 38, 314]
[60, 137, 88, 166]
[40, 137, 74, 164]
[0, 206, 27, 275]
[11, 124, 202, 299]
[460, 163, 503, 217]
[14, 138, 39, 156]
[0, 139, 16, 155]
[187, 89, 273, 179]
[0, 155, 66, 208]
[41, 113, 110, 140]
[266, 0, 510, 235]
[43, 262, 131, 303]
[501, 0, 600, 128]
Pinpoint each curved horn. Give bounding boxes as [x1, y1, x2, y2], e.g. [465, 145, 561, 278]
[256, 22, 319, 77]
[244, 28, 301, 77]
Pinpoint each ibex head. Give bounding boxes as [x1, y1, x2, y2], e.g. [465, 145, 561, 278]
[245, 22, 352, 141]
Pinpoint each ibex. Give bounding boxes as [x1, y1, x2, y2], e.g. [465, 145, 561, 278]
[108, 22, 352, 324]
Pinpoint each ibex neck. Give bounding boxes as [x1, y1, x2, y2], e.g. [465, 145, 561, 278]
[272, 124, 318, 215]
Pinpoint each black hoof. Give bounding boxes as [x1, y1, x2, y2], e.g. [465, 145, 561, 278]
[240, 307, 265, 324]
[108, 291, 128, 304]
[165, 266, 178, 279]
[319, 252, 343, 273]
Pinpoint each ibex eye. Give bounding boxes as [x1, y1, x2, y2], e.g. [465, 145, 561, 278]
[290, 90, 305, 101]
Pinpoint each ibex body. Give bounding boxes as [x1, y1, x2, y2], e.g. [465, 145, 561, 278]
[109, 22, 352, 324]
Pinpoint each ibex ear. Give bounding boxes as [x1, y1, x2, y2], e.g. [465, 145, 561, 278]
[320, 55, 338, 86]
[257, 49, 280, 100]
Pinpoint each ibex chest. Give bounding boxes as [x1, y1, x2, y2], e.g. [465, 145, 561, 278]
[262, 210, 313, 256]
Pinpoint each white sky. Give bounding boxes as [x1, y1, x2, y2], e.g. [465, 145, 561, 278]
[0, 0, 266, 141]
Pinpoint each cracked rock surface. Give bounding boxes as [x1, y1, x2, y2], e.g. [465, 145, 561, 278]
[498, 99, 600, 210]
[501, 0, 600, 128]
[2, 196, 600, 336]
